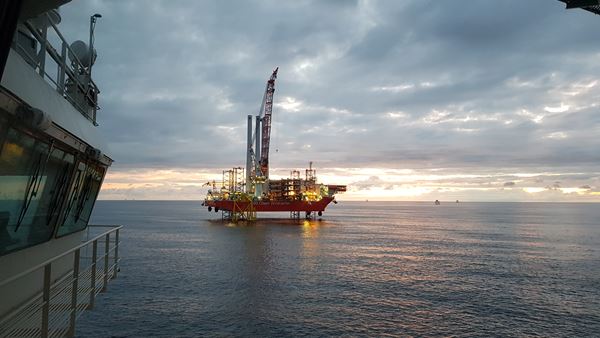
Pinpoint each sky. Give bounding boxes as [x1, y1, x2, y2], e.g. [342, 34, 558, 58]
[59, 0, 600, 201]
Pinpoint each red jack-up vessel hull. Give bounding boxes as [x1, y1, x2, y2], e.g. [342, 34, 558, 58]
[204, 196, 335, 213]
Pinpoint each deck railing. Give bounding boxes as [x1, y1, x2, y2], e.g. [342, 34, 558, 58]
[0, 225, 122, 338]
[13, 13, 100, 125]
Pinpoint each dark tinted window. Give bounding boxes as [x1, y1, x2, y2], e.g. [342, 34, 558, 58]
[0, 124, 75, 255]
[57, 162, 104, 237]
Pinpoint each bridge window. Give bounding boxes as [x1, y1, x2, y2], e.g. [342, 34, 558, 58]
[57, 161, 104, 237]
[0, 119, 75, 256]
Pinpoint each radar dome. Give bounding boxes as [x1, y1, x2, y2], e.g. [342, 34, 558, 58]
[69, 40, 97, 67]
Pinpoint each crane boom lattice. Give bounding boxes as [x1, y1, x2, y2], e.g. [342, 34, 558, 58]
[259, 67, 278, 177]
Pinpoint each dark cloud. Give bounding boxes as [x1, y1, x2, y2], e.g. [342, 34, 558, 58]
[546, 181, 562, 190]
[58, 0, 600, 178]
[350, 176, 392, 190]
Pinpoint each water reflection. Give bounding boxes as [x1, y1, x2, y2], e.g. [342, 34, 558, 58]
[301, 219, 321, 238]
[79, 201, 600, 337]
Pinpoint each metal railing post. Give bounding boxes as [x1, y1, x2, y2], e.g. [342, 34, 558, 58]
[41, 264, 51, 338]
[89, 240, 97, 309]
[102, 233, 109, 292]
[113, 228, 119, 279]
[38, 26, 47, 77]
[58, 42, 67, 94]
[68, 249, 80, 337]
[0, 226, 122, 337]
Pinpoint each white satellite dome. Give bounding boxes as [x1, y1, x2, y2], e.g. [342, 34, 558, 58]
[69, 40, 97, 67]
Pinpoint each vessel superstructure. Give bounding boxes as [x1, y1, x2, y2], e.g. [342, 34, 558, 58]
[0, 1, 120, 336]
[203, 69, 346, 220]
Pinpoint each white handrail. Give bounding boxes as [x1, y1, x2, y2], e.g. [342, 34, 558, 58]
[0, 225, 122, 288]
[0, 225, 122, 338]
[18, 14, 101, 124]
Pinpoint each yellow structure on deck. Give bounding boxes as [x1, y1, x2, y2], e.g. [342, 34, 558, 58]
[229, 192, 257, 222]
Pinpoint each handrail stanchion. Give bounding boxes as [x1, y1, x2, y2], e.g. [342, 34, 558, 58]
[58, 42, 67, 95]
[68, 249, 80, 337]
[89, 240, 97, 309]
[41, 264, 51, 338]
[113, 228, 119, 279]
[0, 226, 121, 336]
[38, 27, 47, 77]
[102, 233, 109, 292]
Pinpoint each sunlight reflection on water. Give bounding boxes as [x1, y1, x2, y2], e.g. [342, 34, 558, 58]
[77, 201, 600, 337]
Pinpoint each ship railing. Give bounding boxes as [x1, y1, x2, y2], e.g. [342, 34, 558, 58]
[0, 225, 122, 338]
[13, 13, 100, 125]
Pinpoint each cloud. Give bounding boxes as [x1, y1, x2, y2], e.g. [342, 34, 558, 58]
[350, 176, 392, 190]
[95, 165, 600, 201]
[503, 182, 516, 187]
[55, 1, 600, 201]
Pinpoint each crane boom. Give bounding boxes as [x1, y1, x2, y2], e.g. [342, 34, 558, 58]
[258, 67, 278, 178]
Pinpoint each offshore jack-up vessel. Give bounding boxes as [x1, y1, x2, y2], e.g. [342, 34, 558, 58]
[203, 68, 346, 221]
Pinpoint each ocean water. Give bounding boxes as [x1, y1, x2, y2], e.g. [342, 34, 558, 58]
[77, 201, 600, 337]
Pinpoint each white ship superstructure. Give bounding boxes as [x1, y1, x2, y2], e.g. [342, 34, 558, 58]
[0, 1, 121, 337]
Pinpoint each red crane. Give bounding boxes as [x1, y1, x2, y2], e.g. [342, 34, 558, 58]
[258, 67, 278, 177]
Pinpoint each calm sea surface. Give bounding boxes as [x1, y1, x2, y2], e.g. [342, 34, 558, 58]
[77, 201, 600, 337]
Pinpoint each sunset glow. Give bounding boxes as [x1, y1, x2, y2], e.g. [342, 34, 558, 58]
[99, 167, 600, 202]
[56, 1, 600, 203]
